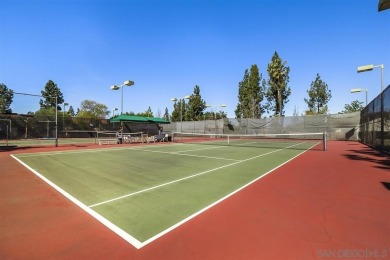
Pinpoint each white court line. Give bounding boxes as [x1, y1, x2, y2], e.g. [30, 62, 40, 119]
[12, 140, 317, 249]
[11, 154, 144, 249]
[88, 142, 306, 208]
[174, 146, 225, 153]
[13, 142, 183, 158]
[141, 142, 318, 248]
[129, 147, 239, 162]
[14, 146, 132, 157]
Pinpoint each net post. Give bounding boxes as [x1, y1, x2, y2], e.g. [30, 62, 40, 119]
[323, 131, 327, 151]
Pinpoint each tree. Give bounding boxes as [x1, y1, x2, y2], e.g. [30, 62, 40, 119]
[265, 52, 291, 116]
[137, 107, 154, 117]
[68, 106, 75, 116]
[77, 99, 109, 119]
[205, 111, 227, 120]
[163, 107, 170, 122]
[235, 65, 265, 118]
[186, 85, 206, 121]
[156, 108, 162, 118]
[39, 80, 64, 110]
[235, 69, 248, 118]
[340, 100, 364, 113]
[171, 99, 186, 122]
[34, 107, 56, 116]
[0, 83, 13, 114]
[124, 111, 136, 116]
[304, 73, 332, 115]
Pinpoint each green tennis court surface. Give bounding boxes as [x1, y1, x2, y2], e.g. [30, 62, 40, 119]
[12, 140, 320, 248]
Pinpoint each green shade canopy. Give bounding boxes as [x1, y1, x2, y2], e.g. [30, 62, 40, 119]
[110, 114, 170, 124]
[146, 117, 171, 124]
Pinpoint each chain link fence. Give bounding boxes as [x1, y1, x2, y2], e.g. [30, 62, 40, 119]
[1, 112, 361, 143]
[164, 112, 360, 141]
[359, 84, 390, 153]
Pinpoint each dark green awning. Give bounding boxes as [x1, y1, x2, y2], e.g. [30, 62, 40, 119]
[110, 114, 170, 124]
[146, 117, 171, 124]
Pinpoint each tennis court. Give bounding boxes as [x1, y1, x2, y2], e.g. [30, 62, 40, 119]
[12, 134, 325, 249]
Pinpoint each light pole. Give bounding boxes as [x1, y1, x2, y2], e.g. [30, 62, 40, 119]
[110, 80, 135, 114]
[25, 118, 28, 139]
[171, 95, 190, 132]
[357, 64, 384, 92]
[63, 102, 68, 130]
[112, 108, 118, 118]
[351, 88, 368, 106]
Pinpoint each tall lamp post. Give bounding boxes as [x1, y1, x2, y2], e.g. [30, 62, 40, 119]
[171, 95, 190, 132]
[351, 88, 368, 106]
[357, 64, 384, 92]
[110, 80, 135, 114]
[112, 108, 118, 118]
[63, 102, 68, 130]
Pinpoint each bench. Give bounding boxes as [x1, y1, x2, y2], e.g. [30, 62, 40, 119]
[98, 139, 117, 145]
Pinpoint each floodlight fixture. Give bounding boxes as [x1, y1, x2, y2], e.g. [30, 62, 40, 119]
[350, 88, 368, 106]
[204, 104, 227, 123]
[206, 104, 227, 108]
[124, 80, 134, 86]
[378, 0, 390, 11]
[110, 80, 135, 114]
[357, 65, 376, 73]
[357, 64, 384, 92]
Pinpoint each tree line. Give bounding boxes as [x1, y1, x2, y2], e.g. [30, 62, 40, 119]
[0, 80, 160, 120]
[0, 51, 365, 119]
[234, 51, 363, 117]
[0, 80, 227, 121]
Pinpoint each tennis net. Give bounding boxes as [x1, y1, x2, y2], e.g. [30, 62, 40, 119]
[60, 130, 118, 144]
[172, 132, 327, 151]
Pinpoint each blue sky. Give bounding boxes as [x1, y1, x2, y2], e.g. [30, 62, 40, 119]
[1, 0, 389, 118]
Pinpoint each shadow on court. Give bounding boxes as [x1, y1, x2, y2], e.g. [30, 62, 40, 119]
[344, 146, 390, 171]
